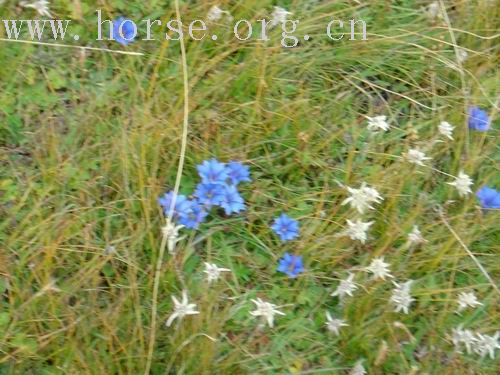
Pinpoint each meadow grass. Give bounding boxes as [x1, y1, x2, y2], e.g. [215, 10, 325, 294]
[0, 0, 498, 374]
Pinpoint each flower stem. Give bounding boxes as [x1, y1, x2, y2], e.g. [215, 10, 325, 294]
[144, 234, 167, 375]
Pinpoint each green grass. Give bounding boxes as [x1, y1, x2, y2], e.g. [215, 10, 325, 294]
[0, 0, 499, 373]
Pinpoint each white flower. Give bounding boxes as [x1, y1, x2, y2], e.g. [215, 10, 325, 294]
[390, 280, 415, 314]
[342, 183, 383, 214]
[438, 121, 454, 140]
[331, 273, 358, 299]
[206, 5, 232, 22]
[406, 149, 431, 166]
[104, 245, 117, 255]
[207, 5, 223, 21]
[270, 6, 292, 28]
[203, 262, 230, 283]
[425, 2, 443, 20]
[362, 185, 383, 203]
[344, 219, 373, 244]
[451, 325, 477, 354]
[366, 115, 390, 132]
[457, 48, 468, 64]
[451, 327, 499, 359]
[366, 257, 393, 280]
[165, 290, 199, 327]
[456, 291, 482, 313]
[20, 0, 52, 18]
[349, 360, 367, 375]
[325, 311, 348, 336]
[407, 225, 427, 245]
[250, 298, 285, 328]
[34, 278, 61, 297]
[161, 220, 185, 254]
[474, 332, 499, 359]
[447, 171, 473, 197]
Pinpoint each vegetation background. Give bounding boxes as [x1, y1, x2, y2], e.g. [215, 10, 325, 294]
[0, 0, 498, 374]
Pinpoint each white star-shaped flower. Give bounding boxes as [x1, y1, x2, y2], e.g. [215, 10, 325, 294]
[456, 48, 468, 64]
[474, 332, 499, 359]
[366, 257, 393, 280]
[366, 115, 390, 132]
[20, 1, 52, 18]
[207, 5, 224, 21]
[451, 325, 477, 354]
[325, 311, 348, 336]
[344, 219, 373, 244]
[362, 185, 383, 203]
[250, 298, 285, 328]
[270, 6, 292, 28]
[35, 278, 61, 296]
[447, 171, 473, 197]
[104, 245, 117, 255]
[438, 121, 454, 140]
[331, 273, 358, 299]
[206, 5, 232, 22]
[390, 280, 415, 314]
[349, 360, 367, 375]
[203, 262, 230, 283]
[456, 291, 482, 313]
[406, 149, 431, 166]
[425, 2, 443, 20]
[342, 183, 383, 214]
[162, 220, 185, 254]
[165, 291, 199, 327]
[407, 225, 427, 245]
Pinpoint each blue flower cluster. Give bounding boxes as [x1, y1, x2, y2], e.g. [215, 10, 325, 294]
[159, 159, 250, 229]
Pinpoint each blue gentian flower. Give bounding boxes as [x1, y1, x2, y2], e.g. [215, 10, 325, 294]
[194, 183, 225, 207]
[468, 107, 490, 132]
[227, 161, 251, 185]
[476, 186, 500, 209]
[158, 191, 193, 217]
[160, 159, 250, 226]
[113, 17, 136, 46]
[178, 202, 208, 229]
[197, 159, 229, 185]
[277, 253, 304, 278]
[271, 214, 299, 241]
[219, 185, 245, 215]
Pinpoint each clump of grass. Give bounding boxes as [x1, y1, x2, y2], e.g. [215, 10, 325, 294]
[0, 1, 498, 374]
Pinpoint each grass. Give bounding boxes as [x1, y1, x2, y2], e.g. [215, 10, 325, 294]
[0, 0, 499, 373]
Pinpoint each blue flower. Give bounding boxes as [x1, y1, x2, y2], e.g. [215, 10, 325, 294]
[178, 202, 208, 229]
[158, 191, 193, 217]
[476, 186, 500, 209]
[219, 185, 245, 215]
[277, 253, 304, 278]
[271, 214, 299, 241]
[160, 159, 250, 225]
[194, 183, 225, 207]
[113, 17, 136, 46]
[227, 161, 251, 185]
[468, 107, 490, 132]
[197, 159, 229, 185]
